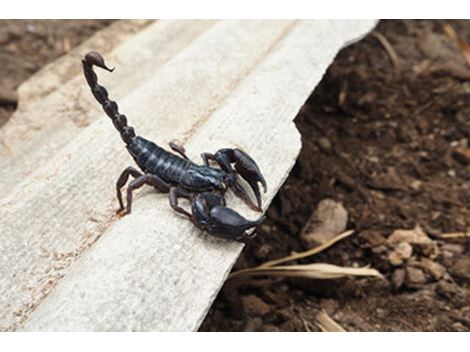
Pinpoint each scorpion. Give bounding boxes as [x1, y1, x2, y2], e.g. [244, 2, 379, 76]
[82, 51, 267, 241]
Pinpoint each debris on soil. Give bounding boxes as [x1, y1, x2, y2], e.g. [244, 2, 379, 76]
[391, 268, 406, 289]
[241, 295, 272, 317]
[387, 226, 432, 246]
[316, 310, 346, 332]
[452, 147, 470, 165]
[388, 242, 413, 266]
[386, 225, 439, 260]
[301, 199, 348, 247]
[449, 257, 470, 283]
[404, 266, 427, 288]
[418, 258, 447, 281]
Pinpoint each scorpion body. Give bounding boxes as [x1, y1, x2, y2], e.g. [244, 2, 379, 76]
[82, 51, 266, 241]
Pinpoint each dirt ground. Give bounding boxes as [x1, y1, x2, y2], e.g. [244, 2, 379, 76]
[0, 20, 113, 126]
[202, 19, 470, 332]
[1, 20, 469, 332]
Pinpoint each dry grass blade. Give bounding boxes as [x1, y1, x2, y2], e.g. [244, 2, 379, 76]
[229, 263, 383, 280]
[439, 231, 470, 239]
[259, 229, 355, 269]
[372, 31, 400, 69]
[316, 310, 346, 332]
[443, 23, 470, 67]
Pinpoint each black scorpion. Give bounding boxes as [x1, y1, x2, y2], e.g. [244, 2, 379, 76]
[82, 51, 267, 241]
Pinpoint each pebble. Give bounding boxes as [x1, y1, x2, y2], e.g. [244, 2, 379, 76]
[452, 147, 470, 165]
[359, 231, 386, 247]
[261, 324, 279, 332]
[449, 257, 470, 282]
[243, 317, 263, 332]
[388, 241, 413, 266]
[318, 137, 332, 153]
[405, 267, 427, 288]
[301, 199, 348, 247]
[419, 258, 446, 281]
[391, 268, 406, 289]
[241, 295, 272, 317]
[441, 243, 465, 255]
[387, 225, 432, 245]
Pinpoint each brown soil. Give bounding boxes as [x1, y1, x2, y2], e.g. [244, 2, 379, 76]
[0, 20, 114, 126]
[1, 19, 469, 332]
[200, 20, 470, 332]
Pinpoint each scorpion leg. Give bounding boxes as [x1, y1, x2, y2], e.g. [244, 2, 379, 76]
[169, 141, 190, 160]
[201, 152, 216, 166]
[169, 186, 193, 219]
[122, 174, 170, 216]
[116, 166, 143, 212]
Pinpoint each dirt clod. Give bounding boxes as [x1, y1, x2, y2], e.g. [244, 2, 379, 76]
[449, 257, 470, 283]
[241, 295, 272, 317]
[391, 268, 406, 289]
[388, 242, 413, 266]
[202, 20, 470, 332]
[387, 226, 432, 246]
[405, 267, 428, 288]
[418, 258, 447, 281]
[301, 199, 348, 247]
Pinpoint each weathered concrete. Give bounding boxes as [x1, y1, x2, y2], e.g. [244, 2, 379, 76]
[15, 20, 377, 331]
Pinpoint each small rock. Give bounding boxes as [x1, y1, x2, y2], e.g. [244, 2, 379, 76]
[254, 243, 271, 260]
[359, 231, 386, 247]
[387, 225, 432, 245]
[391, 268, 406, 289]
[388, 242, 413, 266]
[243, 317, 263, 332]
[318, 137, 332, 153]
[441, 243, 465, 255]
[449, 257, 470, 283]
[452, 322, 467, 332]
[405, 267, 427, 288]
[419, 258, 446, 281]
[301, 199, 348, 247]
[415, 241, 439, 259]
[371, 244, 388, 254]
[410, 180, 422, 191]
[261, 324, 279, 332]
[452, 147, 470, 165]
[241, 295, 272, 317]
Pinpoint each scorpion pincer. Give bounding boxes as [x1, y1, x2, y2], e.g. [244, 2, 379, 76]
[82, 51, 267, 241]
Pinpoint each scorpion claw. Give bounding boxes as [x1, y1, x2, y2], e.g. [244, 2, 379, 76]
[214, 148, 267, 211]
[192, 192, 264, 241]
[84, 51, 115, 72]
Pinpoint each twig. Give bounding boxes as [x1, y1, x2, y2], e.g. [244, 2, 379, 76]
[443, 23, 470, 67]
[439, 231, 470, 239]
[260, 230, 354, 268]
[316, 310, 346, 332]
[372, 31, 400, 70]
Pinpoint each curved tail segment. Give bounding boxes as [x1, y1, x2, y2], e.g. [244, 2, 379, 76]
[82, 51, 136, 145]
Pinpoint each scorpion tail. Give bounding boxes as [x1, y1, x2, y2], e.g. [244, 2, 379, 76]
[82, 51, 136, 145]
